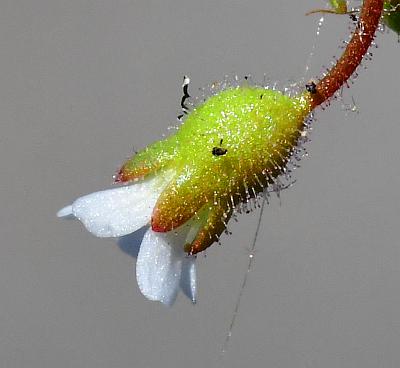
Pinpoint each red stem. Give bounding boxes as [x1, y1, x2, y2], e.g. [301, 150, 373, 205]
[308, 0, 384, 110]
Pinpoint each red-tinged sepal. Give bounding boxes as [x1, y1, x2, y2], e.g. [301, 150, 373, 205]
[115, 136, 179, 183]
[184, 204, 232, 255]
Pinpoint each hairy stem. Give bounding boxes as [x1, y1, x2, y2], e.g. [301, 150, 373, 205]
[307, 0, 384, 110]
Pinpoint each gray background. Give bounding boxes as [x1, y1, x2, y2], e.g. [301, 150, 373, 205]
[1, 1, 399, 367]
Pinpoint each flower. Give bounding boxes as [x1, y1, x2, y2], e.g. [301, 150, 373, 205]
[58, 84, 312, 306]
[57, 171, 197, 306]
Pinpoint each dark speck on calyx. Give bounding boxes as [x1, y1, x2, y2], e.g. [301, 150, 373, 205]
[212, 139, 228, 156]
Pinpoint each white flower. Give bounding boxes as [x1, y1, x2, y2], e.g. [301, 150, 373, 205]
[57, 171, 197, 306]
[57, 83, 310, 305]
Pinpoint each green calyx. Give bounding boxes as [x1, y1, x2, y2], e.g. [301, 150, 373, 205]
[118, 85, 311, 241]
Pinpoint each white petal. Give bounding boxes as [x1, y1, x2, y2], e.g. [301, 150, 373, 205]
[136, 226, 190, 306]
[71, 186, 156, 237]
[180, 256, 197, 304]
[57, 171, 173, 238]
[57, 205, 73, 218]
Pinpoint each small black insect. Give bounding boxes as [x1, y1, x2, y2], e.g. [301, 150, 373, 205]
[305, 81, 317, 94]
[212, 139, 228, 156]
[349, 13, 357, 22]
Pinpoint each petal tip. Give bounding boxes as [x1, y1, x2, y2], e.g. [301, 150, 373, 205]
[159, 296, 177, 307]
[57, 205, 73, 218]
